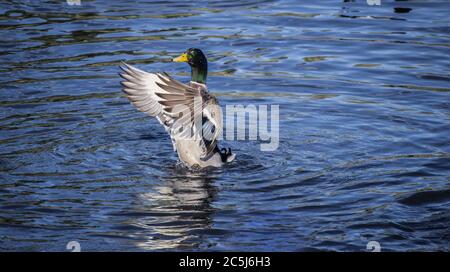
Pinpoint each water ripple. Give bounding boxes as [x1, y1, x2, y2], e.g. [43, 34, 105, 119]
[0, 0, 449, 252]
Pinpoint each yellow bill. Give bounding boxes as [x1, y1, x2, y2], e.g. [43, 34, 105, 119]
[173, 53, 188, 62]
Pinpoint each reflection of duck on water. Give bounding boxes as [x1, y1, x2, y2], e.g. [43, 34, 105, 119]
[119, 48, 235, 169]
[130, 168, 219, 250]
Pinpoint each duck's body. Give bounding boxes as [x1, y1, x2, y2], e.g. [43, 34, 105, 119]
[119, 48, 235, 168]
[175, 139, 223, 168]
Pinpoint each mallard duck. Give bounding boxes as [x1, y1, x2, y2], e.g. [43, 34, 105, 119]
[119, 48, 235, 168]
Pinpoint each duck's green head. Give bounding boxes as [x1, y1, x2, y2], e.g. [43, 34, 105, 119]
[173, 48, 208, 84]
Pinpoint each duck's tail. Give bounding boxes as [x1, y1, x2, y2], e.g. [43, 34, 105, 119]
[218, 147, 235, 163]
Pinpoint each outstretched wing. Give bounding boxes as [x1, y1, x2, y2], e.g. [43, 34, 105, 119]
[154, 74, 223, 159]
[120, 62, 179, 150]
[119, 62, 222, 159]
[119, 62, 165, 117]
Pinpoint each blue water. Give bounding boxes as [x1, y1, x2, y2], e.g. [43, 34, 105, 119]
[0, 0, 449, 251]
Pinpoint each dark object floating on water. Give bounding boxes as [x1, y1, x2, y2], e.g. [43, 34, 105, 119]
[398, 189, 450, 206]
[394, 7, 412, 14]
